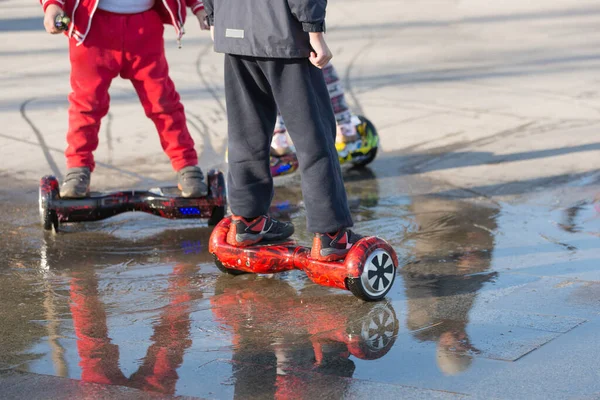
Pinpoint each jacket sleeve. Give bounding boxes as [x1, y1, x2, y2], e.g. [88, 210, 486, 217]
[186, 0, 205, 14]
[286, 0, 327, 32]
[40, 0, 64, 12]
[203, 0, 214, 25]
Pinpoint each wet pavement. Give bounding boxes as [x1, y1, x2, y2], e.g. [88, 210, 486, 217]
[3, 0, 600, 398]
[1, 167, 600, 399]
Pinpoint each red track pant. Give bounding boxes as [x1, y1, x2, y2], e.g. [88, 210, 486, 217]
[67, 9, 197, 172]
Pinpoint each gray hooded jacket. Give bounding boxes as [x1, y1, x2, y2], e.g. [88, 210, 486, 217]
[203, 0, 327, 58]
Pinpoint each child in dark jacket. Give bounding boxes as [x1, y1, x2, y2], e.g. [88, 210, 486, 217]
[204, 0, 363, 261]
[41, 0, 210, 198]
[271, 62, 359, 157]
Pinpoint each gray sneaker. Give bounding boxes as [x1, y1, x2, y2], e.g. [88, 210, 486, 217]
[177, 166, 208, 198]
[60, 167, 91, 198]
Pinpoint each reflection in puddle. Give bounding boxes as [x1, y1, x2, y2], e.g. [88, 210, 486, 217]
[211, 275, 399, 398]
[558, 197, 600, 237]
[402, 197, 498, 375]
[68, 263, 201, 394]
[1, 173, 599, 397]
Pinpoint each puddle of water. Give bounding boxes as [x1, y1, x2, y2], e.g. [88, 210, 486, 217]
[0, 169, 599, 398]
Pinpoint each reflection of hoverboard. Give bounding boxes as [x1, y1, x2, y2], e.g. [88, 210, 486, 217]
[39, 170, 227, 232]
[213, 275, 399, 360]
[209, 217, 398, 301]
[270, 115, 379, 178]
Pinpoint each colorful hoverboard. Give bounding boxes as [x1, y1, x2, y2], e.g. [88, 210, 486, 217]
[39, 170, 226, 232]
[209, 217, 398, 301]
[336, 115, 379, 167]
[226, 115, 379, 178]
[270, 115, 379, 177]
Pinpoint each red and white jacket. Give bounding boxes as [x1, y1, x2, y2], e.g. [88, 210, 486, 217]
[40, 0, 204, 46]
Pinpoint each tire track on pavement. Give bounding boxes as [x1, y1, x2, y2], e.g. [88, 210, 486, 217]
[194, 41, 227, 164]
[196, 42, 227, 115]
[343, 39, 375, 117]
[0, 131, 148, 181]
[20, 98, 63, 181]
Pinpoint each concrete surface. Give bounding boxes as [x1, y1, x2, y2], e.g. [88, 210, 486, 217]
[1, 0, 600, 399]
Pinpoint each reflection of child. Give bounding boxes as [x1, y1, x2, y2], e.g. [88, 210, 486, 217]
[271, 62, 358, 157]
[204, 0, 364, 260]
[404, 198, 496, 376]
[68, 264, 199, 392]
[41, 0, 210, 198]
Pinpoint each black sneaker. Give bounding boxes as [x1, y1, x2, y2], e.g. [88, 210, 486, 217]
[60, 167, 91, 198]
[177, 166, 208, 198]
[227, 215, 294, 247]
[311, 228, 364, 261]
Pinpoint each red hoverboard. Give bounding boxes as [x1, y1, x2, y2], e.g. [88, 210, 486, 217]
[209, 217, 398, 301]
[39, 170, 226, 232]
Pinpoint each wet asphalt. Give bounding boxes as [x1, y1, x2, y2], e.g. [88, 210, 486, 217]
[1, 160, 599, 399]
[3, 0, 600, 398]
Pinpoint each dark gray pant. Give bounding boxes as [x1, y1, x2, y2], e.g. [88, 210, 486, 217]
[224, 54, 353, 233]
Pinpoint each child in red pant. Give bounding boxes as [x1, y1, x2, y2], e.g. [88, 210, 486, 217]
[41, 0, 210, 198]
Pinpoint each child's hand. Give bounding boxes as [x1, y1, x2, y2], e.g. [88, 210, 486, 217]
[43, 4, 64, 34]
[210, 26, 215, 42]
[195, 9, 210, 30]
[308, 32, 332, 69]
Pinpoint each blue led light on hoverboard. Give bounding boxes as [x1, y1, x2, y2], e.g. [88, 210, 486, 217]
[274, 200, 291, 210]
[276, 164, 292, 173]
[179, 207, 201, 215]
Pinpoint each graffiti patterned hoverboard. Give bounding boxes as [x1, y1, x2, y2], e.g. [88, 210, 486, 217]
[39, 170, 227, 232]
[209, 218, 398, 301]
[271, 115, 379, 177]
